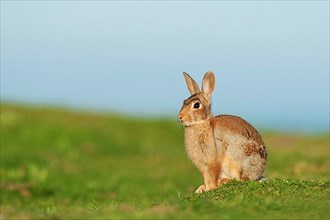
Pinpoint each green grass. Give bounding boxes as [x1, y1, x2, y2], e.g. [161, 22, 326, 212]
[1, 103, 329, 219]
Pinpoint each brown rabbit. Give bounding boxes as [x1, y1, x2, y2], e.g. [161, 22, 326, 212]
[178, 71, 267, 193]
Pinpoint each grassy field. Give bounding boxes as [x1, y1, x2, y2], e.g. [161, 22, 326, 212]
[1, 104, 329, 219]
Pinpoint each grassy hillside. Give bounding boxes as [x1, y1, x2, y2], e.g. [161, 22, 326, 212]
[1, 104, 329, 219]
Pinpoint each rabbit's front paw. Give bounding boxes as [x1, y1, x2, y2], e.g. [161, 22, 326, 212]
[195, 184, 206, 194]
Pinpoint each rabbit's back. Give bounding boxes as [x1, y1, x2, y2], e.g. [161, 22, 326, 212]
[213, 115, 264, 145]
[212, 115, 267, 180]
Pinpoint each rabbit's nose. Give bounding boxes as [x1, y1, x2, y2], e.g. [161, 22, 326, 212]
[178, 113, 184, 122]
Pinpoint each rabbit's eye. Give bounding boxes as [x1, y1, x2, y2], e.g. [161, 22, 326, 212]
[193, 102, 200, 109]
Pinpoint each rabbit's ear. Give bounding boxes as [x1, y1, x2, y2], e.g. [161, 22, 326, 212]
[183, 72, 201, 95]
[202, 71, 215, 100]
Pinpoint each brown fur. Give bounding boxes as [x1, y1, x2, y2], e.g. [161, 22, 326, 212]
[178, 71, 267, 193]
[215, 115, 264, 145]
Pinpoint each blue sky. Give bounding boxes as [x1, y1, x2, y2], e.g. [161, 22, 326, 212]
[1, 1, 329, 132]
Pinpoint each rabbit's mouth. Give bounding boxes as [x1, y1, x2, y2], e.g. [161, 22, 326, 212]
[178, 117, 190, 127]
[178, 117, 191, 127]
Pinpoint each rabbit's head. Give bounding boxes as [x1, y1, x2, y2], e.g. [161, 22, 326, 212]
[178, 72, 215, 127]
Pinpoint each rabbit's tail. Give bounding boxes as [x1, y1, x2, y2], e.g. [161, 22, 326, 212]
[257, 176, 268, 182]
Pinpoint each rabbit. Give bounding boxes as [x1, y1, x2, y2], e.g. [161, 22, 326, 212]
[178, 71, 267, 193]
